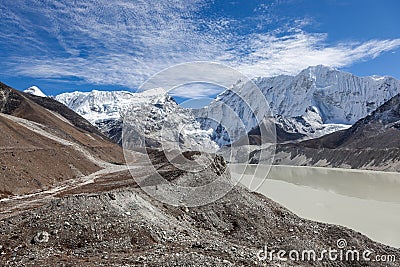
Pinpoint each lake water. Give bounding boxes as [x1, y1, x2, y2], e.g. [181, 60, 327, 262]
[229, 164, 400, 248]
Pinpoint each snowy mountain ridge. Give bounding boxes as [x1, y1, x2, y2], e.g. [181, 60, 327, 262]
[121, 88, 218, 151]
[254, 65, 400, 123]
[196, 65, 400, 145]
[56, 89, 218, 150]
[55, 90, 136, 124]
[53, 65, 400, 147]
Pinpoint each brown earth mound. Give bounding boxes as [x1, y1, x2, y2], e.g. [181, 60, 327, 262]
[0, 82, 124, 198]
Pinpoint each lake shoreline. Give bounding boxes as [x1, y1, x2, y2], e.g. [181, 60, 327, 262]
[229, 164, 400, 248]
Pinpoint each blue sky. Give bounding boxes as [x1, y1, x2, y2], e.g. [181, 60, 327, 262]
[1, 0, 400, 99]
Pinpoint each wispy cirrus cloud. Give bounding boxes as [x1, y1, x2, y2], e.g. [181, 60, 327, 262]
[1, 0, 400, 97]
[233, 33, 400, 78]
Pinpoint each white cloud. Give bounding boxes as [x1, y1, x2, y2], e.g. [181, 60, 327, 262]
[233, 33, 400, 77]
[169, 82, 225, 99]
[1, 0, 400, 98]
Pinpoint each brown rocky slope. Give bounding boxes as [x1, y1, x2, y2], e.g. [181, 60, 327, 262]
[0, 82, 124, 198]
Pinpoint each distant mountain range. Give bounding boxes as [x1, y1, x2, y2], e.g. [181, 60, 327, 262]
[197, 65, 400, 145]
[22, 65, 400, 171]
[35, 65, 400, 149]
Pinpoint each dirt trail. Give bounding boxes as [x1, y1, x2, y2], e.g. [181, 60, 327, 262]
[0, 164, 132, 218]
[0, 113, 136, 218]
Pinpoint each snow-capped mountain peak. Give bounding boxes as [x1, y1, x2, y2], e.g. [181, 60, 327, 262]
[23, 86, 46, 97]
[55, 89, 218, 150]
[55, 90, 136, 124]
[196, 65, 400, 145]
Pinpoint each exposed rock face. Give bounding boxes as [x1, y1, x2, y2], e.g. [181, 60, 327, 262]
[0, 150, 399, 266]
[251, 93, 400, 171]
[197, 65, 400, 145]
[94, 118, 123, 145]
[121, 88, 218, 152]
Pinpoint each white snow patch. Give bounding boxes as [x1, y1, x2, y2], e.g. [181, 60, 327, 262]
[24, 86, 46, 97]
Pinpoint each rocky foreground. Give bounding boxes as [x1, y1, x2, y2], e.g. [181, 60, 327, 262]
[0, 151, 398, 267]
